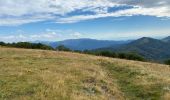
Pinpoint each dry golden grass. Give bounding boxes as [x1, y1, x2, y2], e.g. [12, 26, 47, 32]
[0, 47, 170, 100]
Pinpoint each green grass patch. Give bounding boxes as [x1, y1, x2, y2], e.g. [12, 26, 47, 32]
[100, 61, 164, 100]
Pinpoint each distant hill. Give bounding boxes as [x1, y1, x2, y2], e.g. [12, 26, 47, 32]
[32, 36, 170, 61]
[162, 36, 170, 42]
[97, 37, 170, 61]
[37, 38, 130, 50]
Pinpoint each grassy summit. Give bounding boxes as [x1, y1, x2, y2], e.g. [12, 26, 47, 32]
[0, 47, 170, 100]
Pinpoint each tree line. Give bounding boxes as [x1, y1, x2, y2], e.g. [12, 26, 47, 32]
[1, 42, 170, 65]
[56, 45, 145, 61]
[0, 42, 53, 50]
[55, 45, 170, 65]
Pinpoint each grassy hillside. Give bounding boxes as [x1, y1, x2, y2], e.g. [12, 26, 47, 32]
[0, 47, 170, 100]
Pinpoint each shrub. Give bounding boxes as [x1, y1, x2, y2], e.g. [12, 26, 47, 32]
[126, 53, 145, 61]
[97, 51, 117, 58]
[56, 45, 71, 51]
[82, 50, 145, 62]
[164, 59, 170, 65]
[0, 42, 6, 46]
[118, 53, 127, 59]
[117, 53, 145, 61]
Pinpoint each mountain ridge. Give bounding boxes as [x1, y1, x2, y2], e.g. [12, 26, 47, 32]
[96, 37, 170, 61]
[32, 36, 170, 61]
[36, 38, 131, 50]
[162, 36, 170, 42]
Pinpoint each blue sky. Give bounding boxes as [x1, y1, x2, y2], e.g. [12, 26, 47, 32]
[0, 0, 170, 42]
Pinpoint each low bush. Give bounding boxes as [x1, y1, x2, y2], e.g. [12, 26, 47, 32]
[56, 45, 71, 51]
[82, 50, 145, 61]
[164, 59, 170, 65]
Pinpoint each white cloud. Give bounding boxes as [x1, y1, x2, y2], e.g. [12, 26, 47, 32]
[0, 29, 85, 42]
[1, 28, 170, 42]
[0, 0, 170, 25]
[57, 6, 170, 23]
[71, 32, 82, 38]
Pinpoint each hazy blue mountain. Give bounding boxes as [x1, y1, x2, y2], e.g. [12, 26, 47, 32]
[97, 37, 170, 61]
[36, 38, 130, 50]
[162, 36, 170, 42]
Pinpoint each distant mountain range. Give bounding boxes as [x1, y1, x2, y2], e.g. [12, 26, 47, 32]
[96, 36, 170, 62]
[35, 38, 131, 50]
[34, 36, 170, 62]
[162, 36, 170, 42]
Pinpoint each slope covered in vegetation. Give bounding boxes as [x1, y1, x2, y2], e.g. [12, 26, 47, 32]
[97, 37, 170, 62]
[0, 47, 170, 100]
